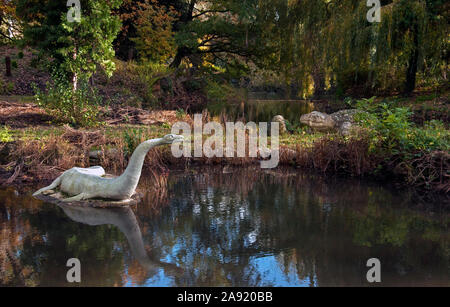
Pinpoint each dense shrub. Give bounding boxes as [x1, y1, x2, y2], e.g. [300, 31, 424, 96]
[0, 79, 15, 95]
[354, 97, 449, 156]
[352, 97, 449, 191]
[34, 72, 102, 127]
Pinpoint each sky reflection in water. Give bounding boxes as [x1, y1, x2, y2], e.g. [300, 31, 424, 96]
[0, 167, 448, 286]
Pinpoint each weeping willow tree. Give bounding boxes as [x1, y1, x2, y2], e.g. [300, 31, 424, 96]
[259, 0, 448, 97]
[255, 0, 302, 95]
[257, 0, 357, 98]
[332, 0, 448, 95]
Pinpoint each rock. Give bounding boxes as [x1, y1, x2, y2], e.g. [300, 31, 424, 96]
[331, 109, 364, 136]
[259, 147, 272, 158]
[300, 109, 363, 136]
[271, 115, 287, 134]
[89, 150, 102, 159]
[89, 148, 119, 159]
[338, 121, 353, 136]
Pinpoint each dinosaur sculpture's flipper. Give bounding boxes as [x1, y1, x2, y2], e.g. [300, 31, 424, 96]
[62, 193, 92, 203]
[32, 175, 63, 197]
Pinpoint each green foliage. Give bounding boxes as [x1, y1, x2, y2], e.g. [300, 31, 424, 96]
[131, 0, 177, 63]
[256, 0, 448, 96]
[205, 80, 233, 104]
[354, 97, 449, 157]
[17, 0, 121, 127]
[284, 119, 294, 133]
[0, 126, 13, 143]
[123, 128, 144, 155]
[411, 120, 450, 152]
[17, 0, 122, 86]
[176, 108, 186, 119]
[0, 79, 14, 94]
[60, 0, 122, 80]
[34, 71, 102, 127]
[135, 61, 173, 106]
[101, 59, 175, 108]
[145, 0, 272, 71]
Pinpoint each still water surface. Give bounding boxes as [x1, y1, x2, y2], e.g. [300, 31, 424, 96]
[208, 100, 313, 125]
[0, 167, 448, 286]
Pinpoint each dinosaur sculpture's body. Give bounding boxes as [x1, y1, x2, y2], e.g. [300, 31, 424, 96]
[33, 134, 184, 202]
[300, 109, 363, 136]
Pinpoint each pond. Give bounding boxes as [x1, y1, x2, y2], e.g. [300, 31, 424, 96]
[208, 100, 314, 126]
[0, 167, 448, 287]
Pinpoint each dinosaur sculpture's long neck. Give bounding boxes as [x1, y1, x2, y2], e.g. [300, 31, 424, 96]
[59, 206, 180, 275]
[114, 138, 164, 197]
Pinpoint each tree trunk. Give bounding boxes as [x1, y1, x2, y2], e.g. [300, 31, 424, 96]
[313, 68, 326, 98]
[404, 23, 419, 96]
[72, 72, 78, 92]
[290, 79, 301, 99]
[5, 56, 11, 77]
[170, 47, 191, 68]
[127, 47, 135, 61]
[72, 49, 78, 92]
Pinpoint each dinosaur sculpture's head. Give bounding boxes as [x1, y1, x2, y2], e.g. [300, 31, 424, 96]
[161, 134, 185, 144]
[300, 111, 335, 131]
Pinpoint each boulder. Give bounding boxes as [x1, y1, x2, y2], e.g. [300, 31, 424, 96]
[272, 115, 287, 134]
[89, 148, 119, 159]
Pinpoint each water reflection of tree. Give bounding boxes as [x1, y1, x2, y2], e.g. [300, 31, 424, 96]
[139, 168, 449, 286]
[1, 168, 448, 286]
[0, 189, 40, 286]
[0, 188, 127, 286]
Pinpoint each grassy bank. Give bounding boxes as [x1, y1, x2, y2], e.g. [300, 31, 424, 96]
[0, 98, 448, 194]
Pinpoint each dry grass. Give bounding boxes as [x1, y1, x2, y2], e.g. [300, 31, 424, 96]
[395, 150, 450, 193]
[0, 117, 447, 195]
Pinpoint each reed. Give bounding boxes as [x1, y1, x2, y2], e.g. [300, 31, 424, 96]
[0, 125, 447, 194]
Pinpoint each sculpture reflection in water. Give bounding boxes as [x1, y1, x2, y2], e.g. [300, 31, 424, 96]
[58, 204, 183, 278]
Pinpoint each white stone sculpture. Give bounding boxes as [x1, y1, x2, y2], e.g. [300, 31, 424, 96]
[33, 134, 184, 202]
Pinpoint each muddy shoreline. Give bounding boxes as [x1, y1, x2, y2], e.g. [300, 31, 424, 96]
[1, 146, 448, 199]
[0, 98, 448, 196]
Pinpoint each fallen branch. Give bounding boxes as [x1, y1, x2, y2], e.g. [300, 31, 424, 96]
[6, 159, 24, 184]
